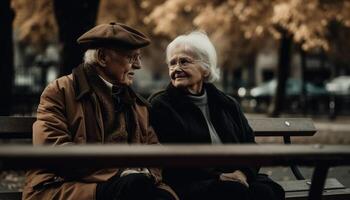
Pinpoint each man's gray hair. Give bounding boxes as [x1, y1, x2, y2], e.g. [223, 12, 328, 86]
[166, 31, 220, 82]
[83, 49, 99, 64]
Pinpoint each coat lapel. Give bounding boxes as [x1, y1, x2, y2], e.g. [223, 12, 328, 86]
[73, 64, 105, 141]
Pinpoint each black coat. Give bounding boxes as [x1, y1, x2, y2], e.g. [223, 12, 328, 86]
[150, 83, 259, 187]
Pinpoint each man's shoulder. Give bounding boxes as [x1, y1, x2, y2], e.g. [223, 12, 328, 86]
[135, 94, 150, 107]
[56, 74, 74, 87]
[42, 75, 74, 95]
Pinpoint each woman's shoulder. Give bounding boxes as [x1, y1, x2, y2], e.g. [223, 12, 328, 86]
[148, 89, 171, 106]
[205, 83, 240, 107]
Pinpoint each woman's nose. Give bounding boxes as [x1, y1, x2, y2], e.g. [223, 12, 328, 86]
[173, 64, 182, 71]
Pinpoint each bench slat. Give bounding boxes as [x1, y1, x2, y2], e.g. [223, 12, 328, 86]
[285, 188, 350, 200]
[0, 190, 22, 200]
[0, 117, 35, 139]
[0, 117, 317, 139]
[0, 145, 349, 170]
[0, 183, 349, 200]
[278, 178, 345, 192]
[248, 118, 317, 137]
[0, 178, 349, 200]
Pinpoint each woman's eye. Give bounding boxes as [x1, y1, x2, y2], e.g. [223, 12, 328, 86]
[180, 59, 190, 65]
[169, 60, 177, 66]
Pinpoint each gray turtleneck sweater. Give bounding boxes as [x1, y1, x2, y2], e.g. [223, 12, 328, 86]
[187, 90, 222, 144]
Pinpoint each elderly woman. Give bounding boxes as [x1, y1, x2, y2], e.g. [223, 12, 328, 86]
[149, 32, 284, 200]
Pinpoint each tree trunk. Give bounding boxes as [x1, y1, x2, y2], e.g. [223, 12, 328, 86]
[246, 52, 257, 87]
[222, 68, 229, 93]
[0, 0, 15, 115]
[300, 47, 307, 116]
[53, 0, 100, 76]
[269, 30, 292, 117]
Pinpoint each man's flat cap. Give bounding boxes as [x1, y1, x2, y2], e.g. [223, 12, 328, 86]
[77, 22, 151, 50]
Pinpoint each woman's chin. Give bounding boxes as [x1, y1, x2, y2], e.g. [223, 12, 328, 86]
[172, 79, 189, 88]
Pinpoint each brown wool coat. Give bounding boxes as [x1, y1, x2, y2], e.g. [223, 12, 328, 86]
[22, 64, 178, 200]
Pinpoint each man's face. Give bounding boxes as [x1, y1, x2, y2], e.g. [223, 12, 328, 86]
[101, 48, 141, 86]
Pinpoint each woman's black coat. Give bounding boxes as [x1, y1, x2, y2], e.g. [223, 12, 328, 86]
[149, 83, 259, 188]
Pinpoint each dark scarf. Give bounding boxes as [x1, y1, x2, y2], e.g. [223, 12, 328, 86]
[83, 64, 136, 143]
[164, 83, 242, 143]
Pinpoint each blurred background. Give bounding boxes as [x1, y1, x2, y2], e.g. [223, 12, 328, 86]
[0, 0, 349, 190]
[1, 0, 349, 119]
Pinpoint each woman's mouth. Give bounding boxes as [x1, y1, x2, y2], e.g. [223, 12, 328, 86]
[171, 71, 187, 80]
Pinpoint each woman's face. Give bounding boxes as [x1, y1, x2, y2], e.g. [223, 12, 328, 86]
[168, 46, 209, 94]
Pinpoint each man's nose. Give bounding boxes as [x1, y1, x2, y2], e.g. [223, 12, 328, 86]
[132, 60, 141, 69]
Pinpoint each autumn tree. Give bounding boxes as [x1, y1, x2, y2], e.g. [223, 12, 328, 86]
[12, 0, 99, 76]
[97, 0, 169, 75]
[147, 0, 350, 116]
[9, 0, 350, 115]
[12, 0, 58, 50]
[54, 0, 99, 76]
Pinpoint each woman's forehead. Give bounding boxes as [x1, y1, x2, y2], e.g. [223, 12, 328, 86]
[169, 45, 198, 59]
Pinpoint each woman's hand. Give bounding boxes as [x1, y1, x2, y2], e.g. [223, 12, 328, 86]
[219, 170, 249, 187]
[120, 168, 151, 177]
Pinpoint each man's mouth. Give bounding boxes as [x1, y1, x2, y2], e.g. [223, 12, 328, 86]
[127, 72, 135, 76]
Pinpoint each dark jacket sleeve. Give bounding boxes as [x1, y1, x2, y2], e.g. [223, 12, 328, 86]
[150, 97, 222, 182]
[229, 96, 259, 182]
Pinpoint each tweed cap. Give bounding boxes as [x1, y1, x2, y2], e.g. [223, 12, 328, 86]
[77, 22, 151, 50]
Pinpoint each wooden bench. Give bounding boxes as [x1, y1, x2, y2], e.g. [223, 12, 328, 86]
[0, 116, 349, 200]
[0, 144, 350, 200]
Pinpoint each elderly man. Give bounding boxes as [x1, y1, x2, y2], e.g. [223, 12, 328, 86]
[23, 22, 177, 200]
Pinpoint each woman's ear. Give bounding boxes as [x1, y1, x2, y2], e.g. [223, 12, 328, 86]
[203, 68, 210, 78]
[96, 48, 107, 67]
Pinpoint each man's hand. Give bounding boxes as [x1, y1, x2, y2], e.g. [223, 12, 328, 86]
[219, 170, 249, 187]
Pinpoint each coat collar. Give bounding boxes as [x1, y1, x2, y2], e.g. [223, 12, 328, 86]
[165, 82, 231, 107]
[72, 64, 91, 100]
[72, 63, 150, 107]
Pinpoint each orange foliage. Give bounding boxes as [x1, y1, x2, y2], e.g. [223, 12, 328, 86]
[147, 0, 350, 62]
[12, 0, 58, 47]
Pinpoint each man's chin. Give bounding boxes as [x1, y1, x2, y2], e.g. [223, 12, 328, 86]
[123, 79, 133, 86]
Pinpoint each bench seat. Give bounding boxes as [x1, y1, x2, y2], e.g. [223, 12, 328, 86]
[278, 178, 350, 200]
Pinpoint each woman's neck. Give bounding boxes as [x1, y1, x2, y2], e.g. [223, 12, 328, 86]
[186, 82, 204, 95]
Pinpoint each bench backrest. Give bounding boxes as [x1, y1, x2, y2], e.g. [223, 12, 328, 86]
[0, 144, 349, 169]
[0, 116, 316, 139]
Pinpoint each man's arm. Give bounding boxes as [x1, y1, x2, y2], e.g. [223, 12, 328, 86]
[33, 80, 74, 146]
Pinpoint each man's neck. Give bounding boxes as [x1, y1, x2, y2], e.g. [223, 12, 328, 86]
[98, 75, 113, 91]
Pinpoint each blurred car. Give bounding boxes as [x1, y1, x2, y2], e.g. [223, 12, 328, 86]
[326, 76, 350, 95]
[238, 78, 329, 112]
[248, 78, 328, 97]
[326, 76, 350, 118]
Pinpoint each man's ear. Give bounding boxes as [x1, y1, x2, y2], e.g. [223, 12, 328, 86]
[96, 48, 107, 67]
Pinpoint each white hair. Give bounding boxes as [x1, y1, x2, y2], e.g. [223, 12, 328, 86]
[166, 31, 220, 82]
[83, 49, 99, 64]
